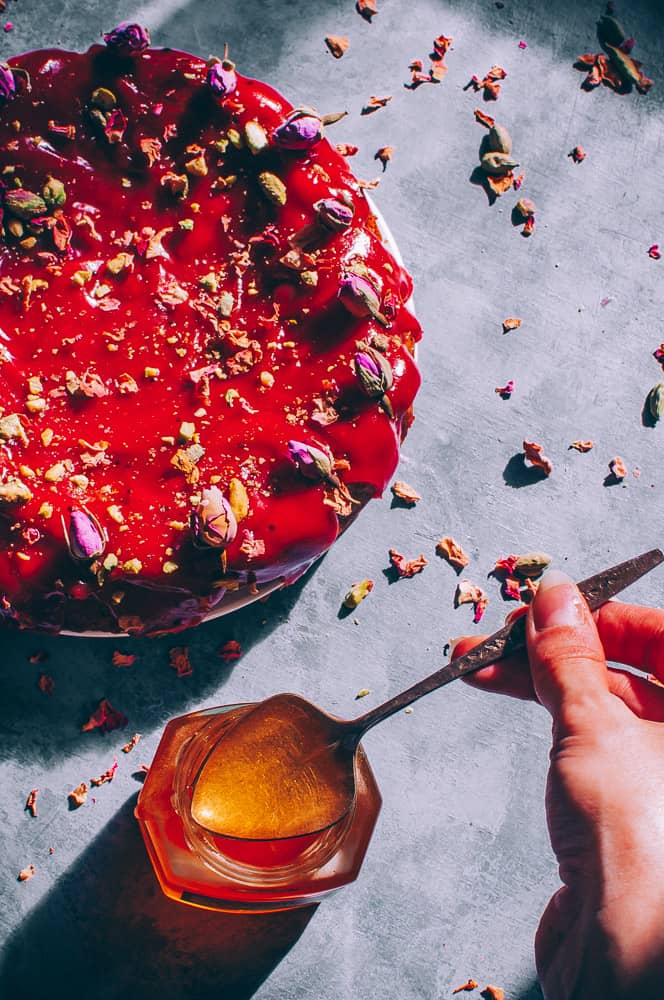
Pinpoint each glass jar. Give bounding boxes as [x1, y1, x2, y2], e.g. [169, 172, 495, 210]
[135, 704, 382, 913]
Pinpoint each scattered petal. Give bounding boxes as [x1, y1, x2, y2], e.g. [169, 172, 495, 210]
[436, 537, 470, 570]
[356, 0, 379, 21]
[493, 554, 519, 575]
[481, 988, 505, 1000]
[91, 761, 119, 786]
[375, 145, 394, 171]
[121, 733, 142, 753]
[17, 864, 35, 882]
[81, 698, 127, 734]
[455, 579, 485, 606]
[361, 94, 392, 115]
[523, 440, 553, 476]
[391, 480, 421, 504]
[112, 651, 137, 668]
[355, 688, 371, 699]
[453, 980, 479, 994]
[503, 576, 522, 601]
[68, 782, 88, 808]
[25, 788, 38, 817]
[169, 646, 193, 678]
[648, 244, 661, 260]
[568, 145, 586, 163]
[609, 456, 627, 480]
[325, 35, 349, 59]
[518, 40, 527, 49]
[37, 674, 55, 696]
[389, 549, 428, 578]
[495, 379, 514, 399]
[570, 440, 594, 452]
[218, 640, 242, 662]
[502, 317, 522, 333]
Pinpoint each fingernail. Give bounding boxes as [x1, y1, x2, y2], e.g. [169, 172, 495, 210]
[532, 570, 586, 631]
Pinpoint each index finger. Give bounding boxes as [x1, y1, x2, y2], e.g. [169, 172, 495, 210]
[594, 601, 664, 680]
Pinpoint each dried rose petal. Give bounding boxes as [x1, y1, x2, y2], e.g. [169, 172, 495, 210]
[453, 980, 480, 994]
[169, 646, 193, 678]
[375, 145, 394, 170]
[240, 530, 266, 559]
[523, 440, 553, 476]
[336, 143, 359, 157]
[121, 733, 141, 753]
[522, 215, 536, 237]
[503, 576, 522, 601]
[37, 674, 55, 696]
[495, 379, 514, 398]
[432, 35, 453, 59]
[112, 651, 137, 668]
[455, 580, 485, 607]
[91, 761, 118, 787]
[568, 145, 586, 163]
[361, 95, 392, 115]
[648, 244, 661, 260]
[68, 783, 88, 808]
[609, 456, 627, 480]
[436, 537, 470, 570]
[391, 481, 421, 504]
[356, 0, 379, 22]
[25, 788, 38, 817]
[502, 317, 521, 333]
[218, 639, 242, 662]
[103, 22, 150, 55]
[325, 35, 349, 59]
[343, 579, 374, 609]
[518, 40, 527, 49]
[17, 864, 35, 882]
[480, 987, 505, 1000]
[473, 597, 488, 623]
[570, 440, 594, 452]
[493, 554, 519, 575]
[389, 549, 428, 578]
[81, 698, 127, 734]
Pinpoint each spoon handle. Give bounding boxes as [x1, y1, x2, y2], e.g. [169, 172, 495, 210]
[348, 548, 664, 737]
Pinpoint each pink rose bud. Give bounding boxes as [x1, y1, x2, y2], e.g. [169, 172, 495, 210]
[316, 197, 354, 232]
[338, 272, 388, 326]
[287, 440, 336, 484]
[206, 59, 237, 98]
[273, 110, 324, 150]
[0, 63, 16, 104]
[354, 348, 393, 398]
[65, 509, 106, 562]
[191, 486, 238, 549]
[103, 22, 151, 55]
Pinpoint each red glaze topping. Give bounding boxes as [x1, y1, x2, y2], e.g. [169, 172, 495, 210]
[0, 42, 421, 635]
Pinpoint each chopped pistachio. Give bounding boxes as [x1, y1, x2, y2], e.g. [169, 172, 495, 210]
[260, 371, 275, 388]
[199, 272, 218, 292]
[38, 501, 54, 519]
[218, 291, 234, 317]
[301, 270, 318, 286]
[27, 376, 43, 395]
[162, 561, 179, 574]
[107, 504, 124, 524]
[178, 421, 196, 443]
[44, 462, 67, 483]
[103, 553, 119, 571]
[179, 218, 194, 231]
[229, 477, 250, 520]
[71, 269, 93, 287]
[122, 558, 143, 575]
[19, 465, 36, 478]
[25, 397, 46, 414]
[0, 413, 28, 444]
[245, 120, 269, 154]
[227, 128, 242, 148]
[0, 478, 32, 504]
[258, 171, 287, 206]
[91, 87, 117, 110]
[70, 474, 90, 490]
[144, 366, 160, 379]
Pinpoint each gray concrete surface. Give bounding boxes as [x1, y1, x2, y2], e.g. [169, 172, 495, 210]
[2, 0, 664, 997]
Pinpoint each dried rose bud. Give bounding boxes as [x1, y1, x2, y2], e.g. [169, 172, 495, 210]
[288, 440, 337, 484]
[191, 486, 238, 549]
[4, 189, 48, 221]
[480, 151, 519, 175]
[316, 197, 354, 232]
[273, 109, 324, 150]
[206, 59, 237, 99]
[343, 579, 374, 609]
[103, 22, 151, 55]
[354, 346, 393, 401]
[647, 383, 664, 422]
[64, 508, 106, 562]
[338, 272, 388, 326]
[0, 63, 16, 104]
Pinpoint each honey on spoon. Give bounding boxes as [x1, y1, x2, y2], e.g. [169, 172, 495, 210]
[190, 550, 663, 843]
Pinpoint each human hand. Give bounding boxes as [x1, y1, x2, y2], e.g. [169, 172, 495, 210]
[453, 571, 664, 999]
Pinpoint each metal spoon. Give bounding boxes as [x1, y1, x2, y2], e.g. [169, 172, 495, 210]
[190, 549, 663, 841]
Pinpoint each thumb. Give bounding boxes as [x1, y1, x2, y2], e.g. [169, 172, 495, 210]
[526, 570, 610, 728]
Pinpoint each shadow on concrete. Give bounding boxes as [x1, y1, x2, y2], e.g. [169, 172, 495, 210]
[502, 453, 549, 488]
[0, 567, 316, 767]
[0, 796, 317, 1000]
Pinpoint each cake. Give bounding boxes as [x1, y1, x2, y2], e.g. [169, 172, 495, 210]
[0, 24, 421, 636]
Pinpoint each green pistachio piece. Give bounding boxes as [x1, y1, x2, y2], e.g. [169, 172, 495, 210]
[258, 171, 287, 206]
[480, 151, 519, 176]
[91, 87, 117, 110]
[513, 552, 552, 578]
[42, 176, 66, 208]
[487, 123, 512, 154]
[4, 189, 47, 220]
[647, 383, 664, 422]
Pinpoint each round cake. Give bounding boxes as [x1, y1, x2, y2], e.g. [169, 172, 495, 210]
[0, 24, 421, 636]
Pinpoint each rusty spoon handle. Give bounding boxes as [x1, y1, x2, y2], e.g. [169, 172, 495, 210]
[345, 549, 664, 740]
